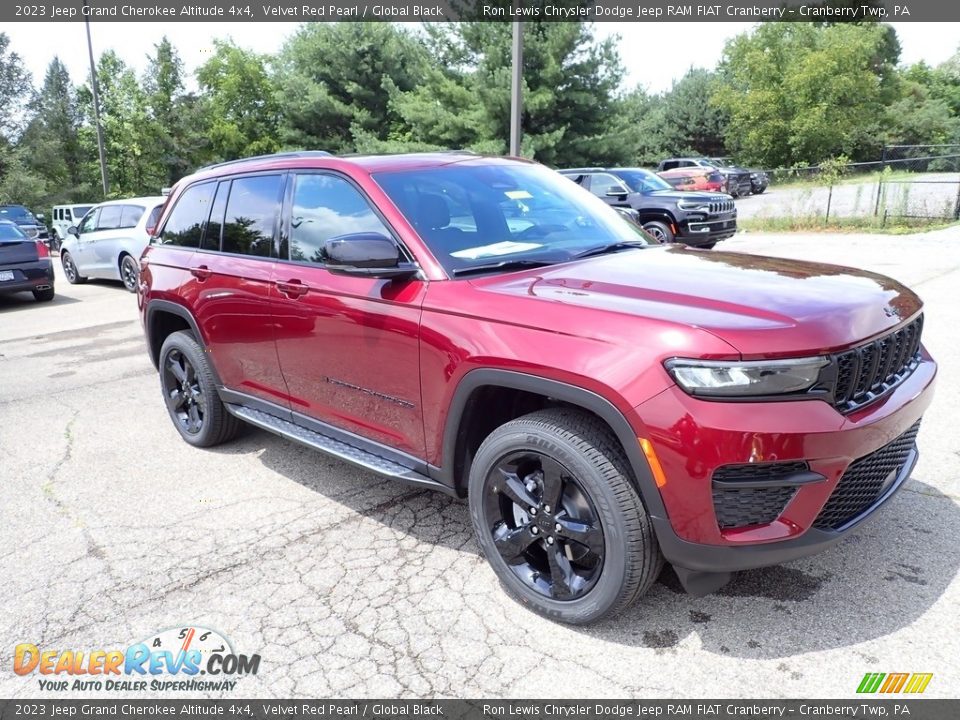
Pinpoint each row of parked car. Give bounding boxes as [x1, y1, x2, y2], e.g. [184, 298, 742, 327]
[0, 196, 165, 303]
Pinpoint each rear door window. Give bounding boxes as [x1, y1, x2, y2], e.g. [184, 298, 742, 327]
[119, 205, 145, 229]
[159, 183, 215, 247]
[97, 206, 123, 231]
[221, 175, 283, 258]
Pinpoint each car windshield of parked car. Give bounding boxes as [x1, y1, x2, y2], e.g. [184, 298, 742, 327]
[614, 170, 673, 193]
[0, 206, 37, 224]
[374, 163, 649, 276]
[72, 205, 93, 217]
[707, 158, 730, 167]
[0, 221, 28, 241]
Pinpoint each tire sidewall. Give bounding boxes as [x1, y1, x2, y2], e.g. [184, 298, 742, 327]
[159, 332, 221, 447]
[642, 220, 674, 244]
[121, 255, 138, 292]
[468, 425, 632, 624]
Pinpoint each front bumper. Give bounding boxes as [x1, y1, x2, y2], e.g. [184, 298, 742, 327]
[677, 215, 738, 246]
[632, 348, 936, 579]
[0, 260, 55, 295]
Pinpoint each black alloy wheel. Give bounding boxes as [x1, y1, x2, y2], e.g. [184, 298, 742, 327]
[120, 255, 139, 292]
[61, 251, 86, 284]
[482, 451, 605, 601]
[161, 348, 205, 436]
[642, 220, 674, 244]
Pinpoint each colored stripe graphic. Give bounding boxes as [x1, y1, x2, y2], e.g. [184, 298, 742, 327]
[903, 673, 933, 694]
[880, 673, 909, 693]
[857, 673, 885, 693]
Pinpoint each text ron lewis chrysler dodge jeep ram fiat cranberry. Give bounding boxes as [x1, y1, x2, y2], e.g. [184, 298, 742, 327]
[138, 151, 936, 624]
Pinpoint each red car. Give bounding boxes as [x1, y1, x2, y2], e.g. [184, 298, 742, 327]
[139, 151, 936, 624]
[658, 166, 726, 193]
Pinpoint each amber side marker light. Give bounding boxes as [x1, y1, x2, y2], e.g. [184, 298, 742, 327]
[639, 438, 668, 488]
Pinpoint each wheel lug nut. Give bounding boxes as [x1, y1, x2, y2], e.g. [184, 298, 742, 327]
[543, 505, 551, 513]
[555, 523, 562, 532]
[531, 526, 539, 535]
[529, 507, 537, 516]
[546, 536, 555, 545]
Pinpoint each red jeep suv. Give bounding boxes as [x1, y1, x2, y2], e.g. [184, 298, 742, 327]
[139, 151, 936, 624]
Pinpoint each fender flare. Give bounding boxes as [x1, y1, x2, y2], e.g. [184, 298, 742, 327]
[144, 299, 223, 386]
[440, 368, 668, 522]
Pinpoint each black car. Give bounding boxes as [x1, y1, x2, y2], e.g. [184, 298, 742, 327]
[656, 158, 753, 198]
[0, 220, 55, 302]
[0, 204, 50, 245]
[559, 167, 737, 249]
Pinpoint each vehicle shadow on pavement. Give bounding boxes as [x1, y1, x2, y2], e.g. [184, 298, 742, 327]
[0, 293, 80, 312]
[231, 429, 957, 659]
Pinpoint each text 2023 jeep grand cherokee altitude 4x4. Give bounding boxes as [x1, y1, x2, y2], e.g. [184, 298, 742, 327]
[139, 151, 936, 624]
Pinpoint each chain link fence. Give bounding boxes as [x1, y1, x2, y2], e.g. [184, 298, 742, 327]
[754, 146, 960, 226]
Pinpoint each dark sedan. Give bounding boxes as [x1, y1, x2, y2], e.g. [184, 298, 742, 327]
[0, 220, 55, 302]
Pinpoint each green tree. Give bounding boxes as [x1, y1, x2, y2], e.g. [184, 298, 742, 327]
[714, 22, 901, 167]
[16, 58, 90, 203]
[0, 32, 31, 141]
[196, 39, 280, 161]
[274, 23, 429, 154]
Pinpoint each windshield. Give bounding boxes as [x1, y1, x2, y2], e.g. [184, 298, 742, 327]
[707, 158, 730, 167]
[613, 169, 673, 193]
[0, 206, 37, 224]
[0, 221, 28, 241]
[374, 163, 648, 276]
[72, 205, 93, 217]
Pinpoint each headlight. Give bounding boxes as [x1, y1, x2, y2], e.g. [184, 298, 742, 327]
[665, 357, 828, 397]
[678, 201, 709, 211]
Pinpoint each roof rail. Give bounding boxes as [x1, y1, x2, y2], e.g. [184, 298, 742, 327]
[194, 150, 333, 173]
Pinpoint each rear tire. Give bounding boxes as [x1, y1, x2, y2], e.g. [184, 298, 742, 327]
[61, 251, 87, 284]
[468, 408, 663, 625]
[158, 330, 241, 448]
[120, 254, 139, 293]
[642, 220, 675, 244]
[33, 287, 55, 302]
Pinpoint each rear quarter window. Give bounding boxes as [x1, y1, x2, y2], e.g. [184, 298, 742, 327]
[159, 183, 216, 247]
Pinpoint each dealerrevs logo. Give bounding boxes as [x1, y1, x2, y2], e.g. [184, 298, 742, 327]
[14, 626, 260, 693]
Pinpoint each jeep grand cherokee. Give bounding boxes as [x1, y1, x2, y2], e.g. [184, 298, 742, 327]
[139, 151, 936, 624]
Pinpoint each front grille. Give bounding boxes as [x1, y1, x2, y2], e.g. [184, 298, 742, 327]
[707, 199, 735, 215]
[712, 461, 807, 528]
[812, 421, 921, 530]
[833, 315, 923, 413]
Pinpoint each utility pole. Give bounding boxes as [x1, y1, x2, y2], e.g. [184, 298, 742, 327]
[509, 21, 523, 156]
[84, 0, 109, 197]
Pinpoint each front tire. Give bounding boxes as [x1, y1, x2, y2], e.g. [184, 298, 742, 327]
[159, 330, 241, 448]
[468, 408, 663, 625]
[642, 220, 675, 244]
[120, 254, 139, 293]
[61, 251, 86, 284]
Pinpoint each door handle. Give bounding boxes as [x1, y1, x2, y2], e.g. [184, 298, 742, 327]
[276, 279, 309, 298]
[190, 265, 212, 280]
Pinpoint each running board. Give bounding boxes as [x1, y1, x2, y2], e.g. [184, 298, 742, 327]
[227, 405, 448, 493]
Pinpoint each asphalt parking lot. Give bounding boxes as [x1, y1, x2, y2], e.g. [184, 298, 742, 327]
[2, 227, 958, 699]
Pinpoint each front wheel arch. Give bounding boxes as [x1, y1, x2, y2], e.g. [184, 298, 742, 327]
[440, 370, 668, 521]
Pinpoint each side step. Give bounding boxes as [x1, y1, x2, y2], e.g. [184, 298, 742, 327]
[227, 405, 448, 493]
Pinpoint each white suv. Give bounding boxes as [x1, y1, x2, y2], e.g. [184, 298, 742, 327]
[59, 197, 166, 292]
[50, 204, 95, 251]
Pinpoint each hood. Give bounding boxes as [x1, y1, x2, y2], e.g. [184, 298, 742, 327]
[645, 189, 732, 203]
[470, 246, 922, 357]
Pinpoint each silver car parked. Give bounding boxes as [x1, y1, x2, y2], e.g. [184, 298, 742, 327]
[60, 197, 166, 292]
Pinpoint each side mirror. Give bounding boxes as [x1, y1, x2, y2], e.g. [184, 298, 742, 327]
[605, 187, 629, 198]
[67, 226, 79, 237]
[323, 233, 417, 280]
[36, 213, 45, 221]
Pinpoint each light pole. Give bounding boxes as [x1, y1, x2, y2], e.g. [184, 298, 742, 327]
[83, 0, 109, 196]
[509, 21, 523, 156]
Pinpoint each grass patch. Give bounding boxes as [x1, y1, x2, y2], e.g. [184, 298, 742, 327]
[740, 215, 959, 235]
[770, 170, 921, 191]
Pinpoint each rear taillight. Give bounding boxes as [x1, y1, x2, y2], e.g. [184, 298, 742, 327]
[36, 240, 50, 259]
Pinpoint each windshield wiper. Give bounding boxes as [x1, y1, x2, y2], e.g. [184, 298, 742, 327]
[572, 241, 647, 260]
[451, 259, 556, 277]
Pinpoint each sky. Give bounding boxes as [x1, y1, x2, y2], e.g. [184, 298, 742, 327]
[8, 21, 960, 96]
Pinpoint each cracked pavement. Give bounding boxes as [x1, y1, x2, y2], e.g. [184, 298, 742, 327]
[1, 228, 958, 699]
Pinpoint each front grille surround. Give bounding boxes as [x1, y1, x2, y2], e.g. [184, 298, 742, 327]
[813, 421, 921, 530]
[832, 315, 923, 414]
[707, 199, 735, 215]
